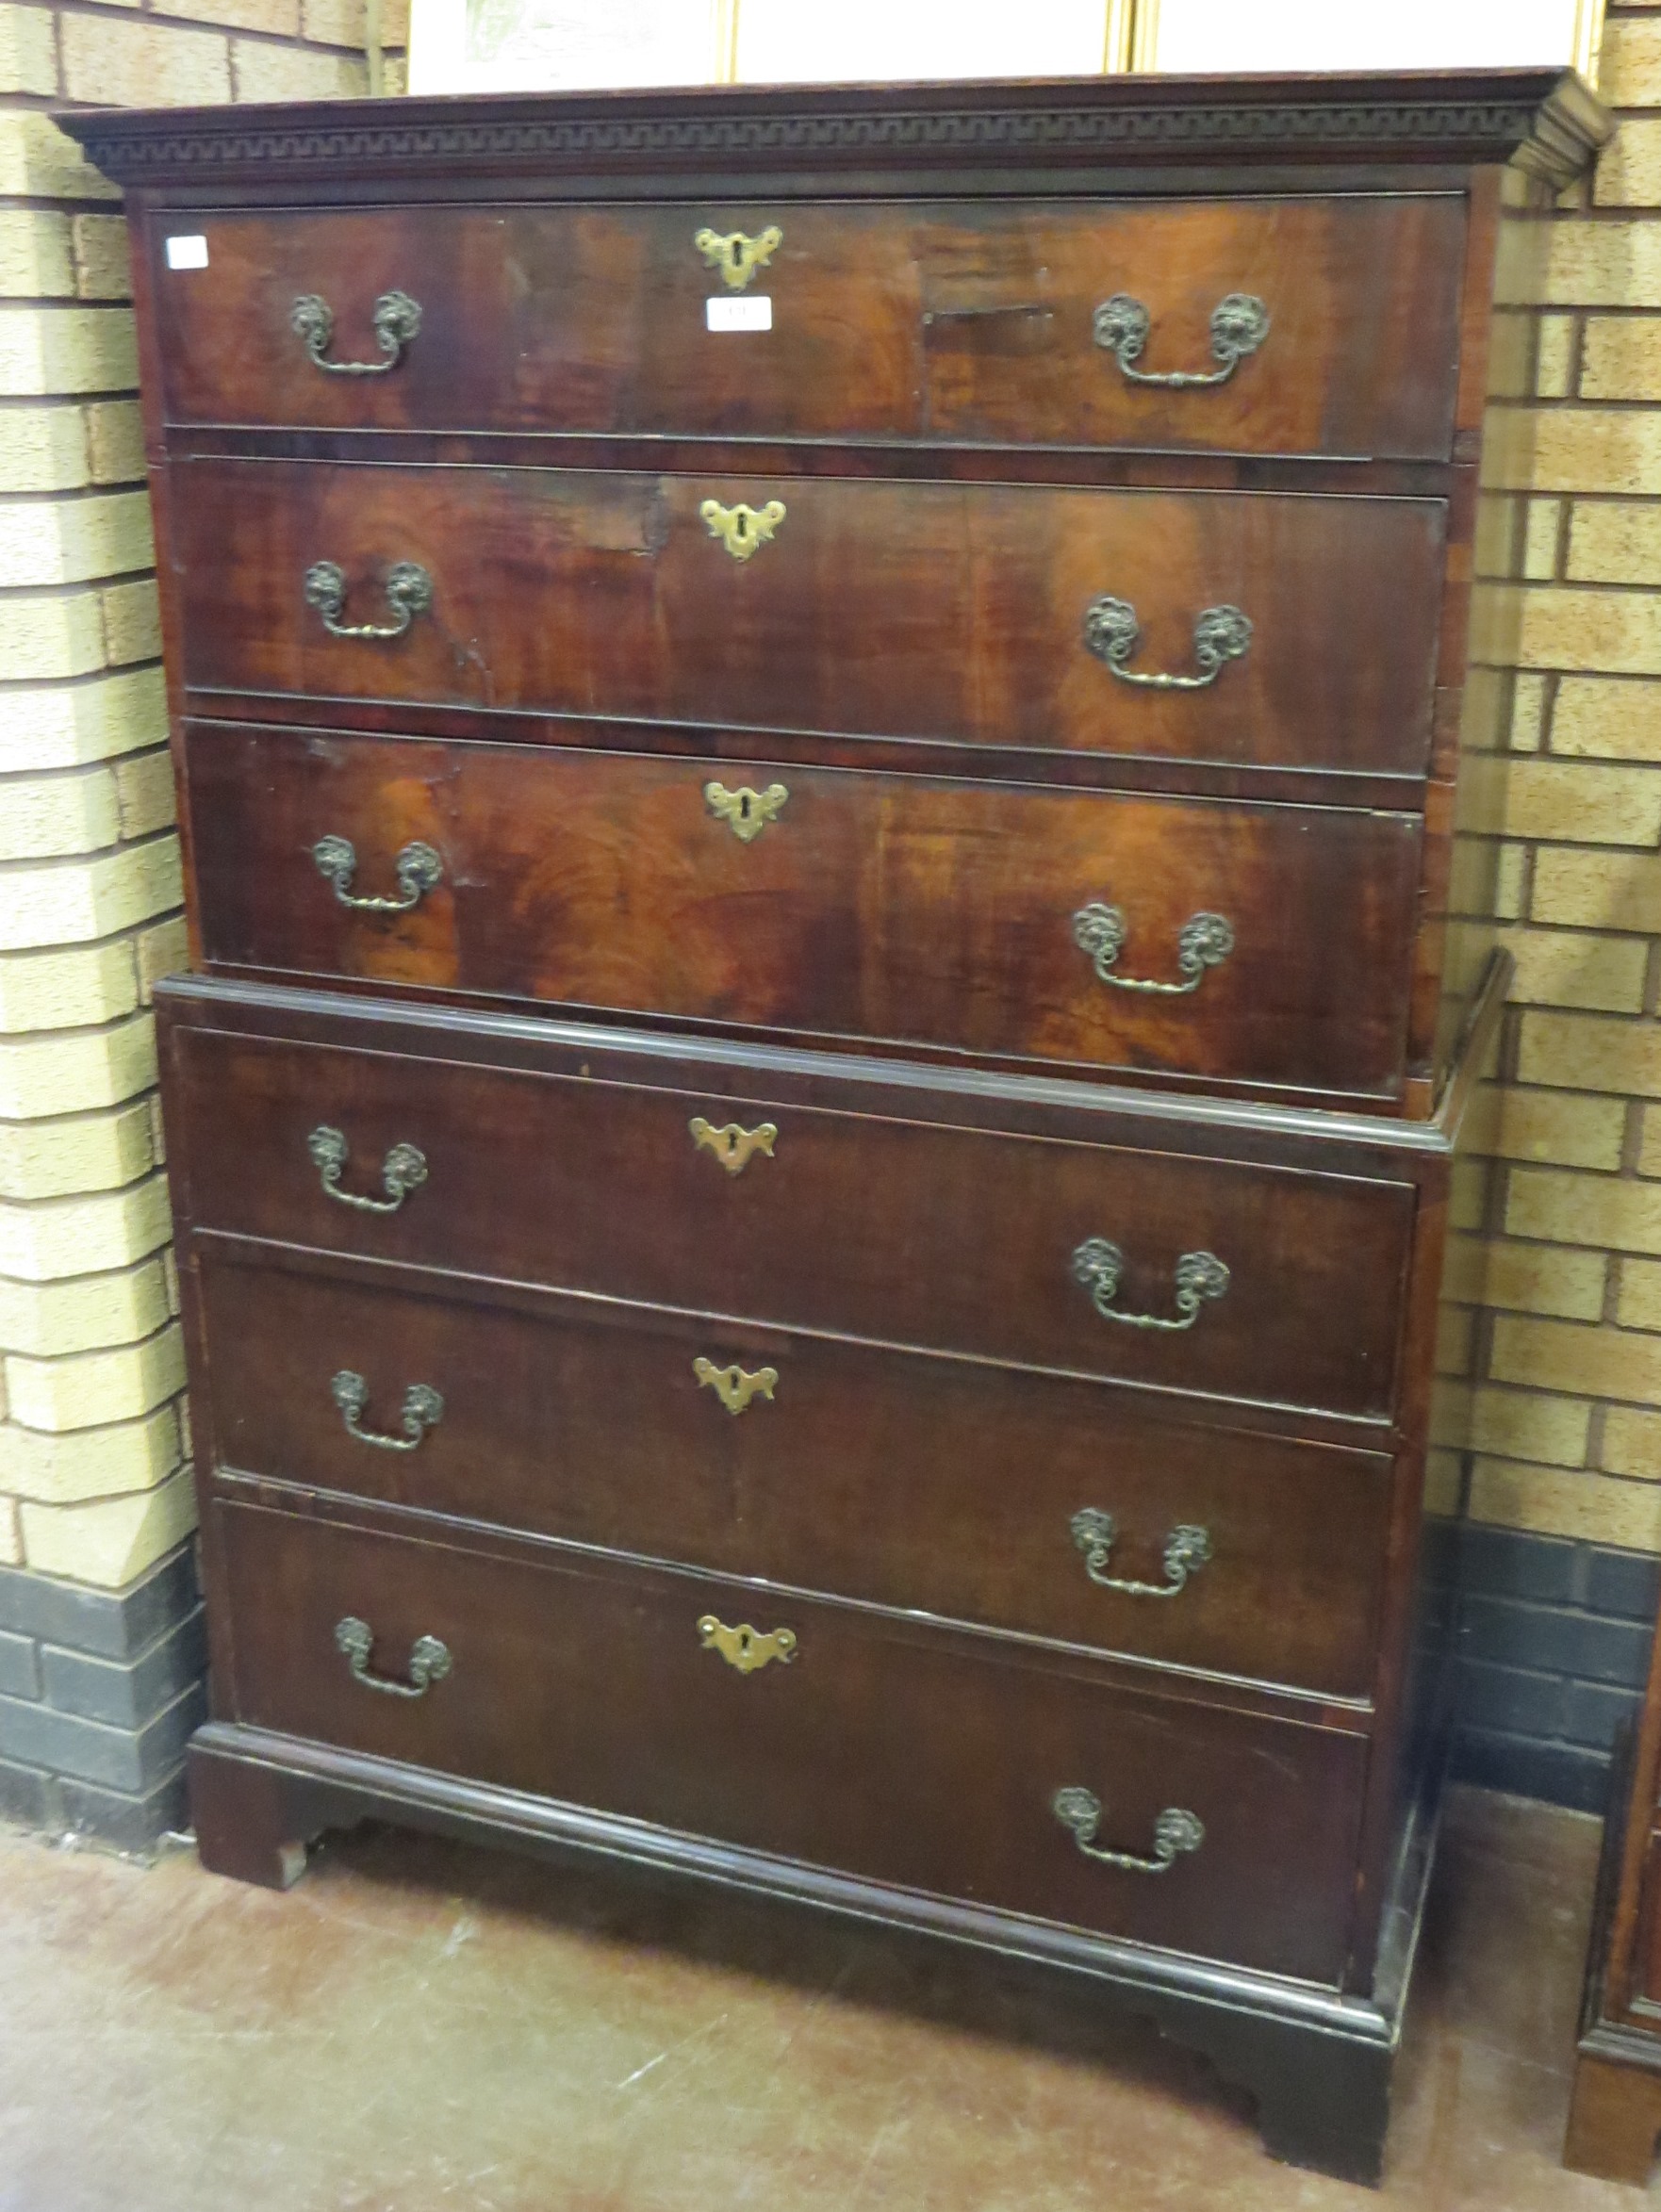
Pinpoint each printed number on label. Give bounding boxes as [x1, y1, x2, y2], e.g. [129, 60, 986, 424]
[706, 296, 772, 333]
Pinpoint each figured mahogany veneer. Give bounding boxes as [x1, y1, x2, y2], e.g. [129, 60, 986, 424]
[197, 1245, 1396, 1699]
[148, 195, 1467, 460]
[172, 460, 1446, 779]
[182, 720, 1423, 1101]
[63, 66, 1612, 2187]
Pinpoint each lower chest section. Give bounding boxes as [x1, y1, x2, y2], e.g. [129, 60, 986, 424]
[166, 982, 1439, 1998]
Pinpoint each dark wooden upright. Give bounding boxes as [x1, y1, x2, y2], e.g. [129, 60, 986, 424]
[59, 69, 1610, 2185]
[1567, 1608, 1661, 2186]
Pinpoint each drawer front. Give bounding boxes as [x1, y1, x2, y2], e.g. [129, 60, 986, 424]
[197, 1250, 1395, 1698]
[167, 1024, 1414, 1419]
[217, 1500, 1367, 1983]
[150, 195, 1466, 460]
[185, 723, 1423, 1102]
[172, 460, 1444, 779]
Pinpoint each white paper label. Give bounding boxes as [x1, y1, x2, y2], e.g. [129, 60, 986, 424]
[165, 235, 209, 270]
[706, 295, 772, 332]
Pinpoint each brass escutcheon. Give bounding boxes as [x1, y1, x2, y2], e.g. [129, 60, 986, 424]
[688, 1116, 777, 1175]
[704, 780, 788, 842]
[693, 1357, 779, 1416]
[699, 499, 785, 562]
[698, 1615, 798, 1674]
[695, 225, 782, 290]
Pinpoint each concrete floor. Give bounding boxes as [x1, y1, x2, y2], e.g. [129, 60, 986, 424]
[0, 1784, 1645, 2210]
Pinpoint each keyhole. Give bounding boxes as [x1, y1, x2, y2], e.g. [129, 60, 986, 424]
[737, 793, 754, 823]
[734, 511, 749, 543]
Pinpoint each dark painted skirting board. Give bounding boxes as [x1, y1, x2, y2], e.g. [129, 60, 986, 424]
[1451, 1528, 1659, 1815]
[0, 1542, 206, 1850]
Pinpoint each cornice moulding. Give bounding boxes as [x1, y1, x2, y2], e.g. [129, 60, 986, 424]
[55, 69, 1613, 194]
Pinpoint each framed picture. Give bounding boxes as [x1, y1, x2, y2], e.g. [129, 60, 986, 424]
[732, 0, 1129, 86]
[1127, 0, 1604, 77]
[406, 0, 1602, 98]
[407, 0, 1134, 94]
[409, 0, 729, 98]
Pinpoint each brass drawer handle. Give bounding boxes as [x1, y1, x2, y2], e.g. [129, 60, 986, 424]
[1070, 1508, 1211, 1598]
[334, 1615, 452, 1698]
[698, 1615, 797, 1674]
[331, 1368, 443, 1450]
[1072, 903, 1234, 995]
[1093, 291, 1268, 388]
[695, 226, 781, 290]
[1052, 1788, 1205, 1873]
[291, 288, 421, 375]
[304, 559, 433, 640]
[700, 500, 785, 562]
[1084, 597, 1251, 690]
[307, 1124, 428, 1214]
[1072, 1237, 1230, 1333]
[312, 834, 443, 913]
[694, 1357, 778, 1416]
[689, 1116, 777, 1175]
[704, 780, 788, 842]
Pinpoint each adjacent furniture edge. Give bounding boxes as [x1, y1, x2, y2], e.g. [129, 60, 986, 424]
[53, 69, 1611, 194]
[1564, 1717, 1661, 2184]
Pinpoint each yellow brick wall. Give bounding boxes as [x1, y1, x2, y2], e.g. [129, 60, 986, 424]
[1444, 3, 1661, 1558]
[0, 0, 405, 1588]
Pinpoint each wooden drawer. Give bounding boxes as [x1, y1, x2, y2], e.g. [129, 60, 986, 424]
[172, 460, 1445, 780]
[216, 1499, 1368, 1983]
[149, 195, 1466, 460]
[184, 723, 1423, 1103]
[165, 1020, 1415, 1420]
[196, 1248, 1396, 1698]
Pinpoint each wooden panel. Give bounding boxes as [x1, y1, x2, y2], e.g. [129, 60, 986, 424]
[149, 196, 1467, 461]
[183, 722, 1423, 1101]
[1632, 1827, 1661, 2016]
[196, 1248, 1396, 1698]
[217, 1499, 1368, 1982]
[172, 460, 1446, 779]
[167, 1022, 1416, 1420]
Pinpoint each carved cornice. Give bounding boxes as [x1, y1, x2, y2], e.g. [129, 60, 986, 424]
[56, 70, 1611, 194]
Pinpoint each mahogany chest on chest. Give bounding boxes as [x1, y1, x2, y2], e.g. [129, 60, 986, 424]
[61, 67, 1609, 2184]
